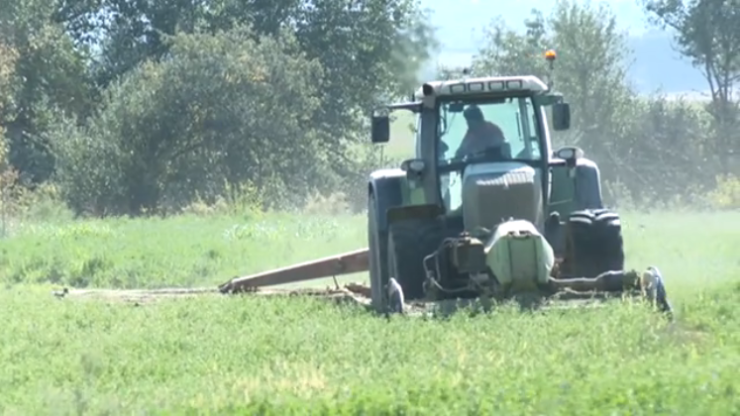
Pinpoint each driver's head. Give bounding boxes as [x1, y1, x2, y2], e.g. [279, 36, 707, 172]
[463, 105, 484, 128]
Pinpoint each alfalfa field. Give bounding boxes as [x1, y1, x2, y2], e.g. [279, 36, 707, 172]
[0, 208, 738, 415]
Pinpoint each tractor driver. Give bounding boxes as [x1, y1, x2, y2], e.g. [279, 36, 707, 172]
[454, 105, 506, 159]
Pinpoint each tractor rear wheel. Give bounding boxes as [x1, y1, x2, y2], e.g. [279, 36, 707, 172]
[564, 208, 625, 277]
[592, 209, 625, 271]
[368, 192, 390, 312]
[387, 219, 444, 304]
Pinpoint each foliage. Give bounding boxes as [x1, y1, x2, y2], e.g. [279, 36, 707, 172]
[0, 0, 96, 183]
[708, 174, 740, 209]
[641, 0, 740, 172]
[0, 42, 16, 233]
[0, 0, 739, 216]
[50, 27, 328, 216]
[0, 42, 15, 158]
[0, 0, 437, 215]
[53, 0, 437, 197]
[465, 0, 737, 207]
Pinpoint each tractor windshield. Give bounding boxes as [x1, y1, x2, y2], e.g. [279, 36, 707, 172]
[437, 96, 543, 163]
[436, 96, 544, 212]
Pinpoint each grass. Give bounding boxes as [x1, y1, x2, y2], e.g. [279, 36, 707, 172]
[0, 212, 367, 289]
[0, 210, 739, 414]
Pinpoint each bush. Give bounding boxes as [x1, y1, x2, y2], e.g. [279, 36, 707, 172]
[49, 26, 330, 217]
[709, 175, 740, 210]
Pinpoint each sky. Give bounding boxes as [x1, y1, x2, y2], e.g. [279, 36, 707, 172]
[416, 0, 709, 94]
[420, 0, 655, 66]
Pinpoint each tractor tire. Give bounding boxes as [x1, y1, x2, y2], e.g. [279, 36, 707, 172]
[565, 209, 625, 277]
[592, 209, 625, 271]
[387, 219, 445, 303]
[368, 192, 390, 312]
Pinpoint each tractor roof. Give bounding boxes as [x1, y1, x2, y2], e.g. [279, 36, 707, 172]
[414, 75, 549, 100]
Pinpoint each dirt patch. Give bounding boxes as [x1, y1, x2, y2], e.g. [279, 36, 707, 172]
[52, 283, 640, 319]
[54, 283, 374, 307]
[57, 287, 221, 304]
[53, 284, 487, 317]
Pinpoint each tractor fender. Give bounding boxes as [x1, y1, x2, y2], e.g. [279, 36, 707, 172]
[549, 157, 604, 215]
[369, 169, 439, 231]
[573, 157, 604, 210]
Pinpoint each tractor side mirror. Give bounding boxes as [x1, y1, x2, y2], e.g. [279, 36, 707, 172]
[554, 146, 584, 169]
[400, 158, 425, 174]
[371, 115, 390, 143]
[552, 102, 571, 131]
[401, 158, 425, 185]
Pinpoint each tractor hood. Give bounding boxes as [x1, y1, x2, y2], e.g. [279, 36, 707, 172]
[461, 162, 545, 232]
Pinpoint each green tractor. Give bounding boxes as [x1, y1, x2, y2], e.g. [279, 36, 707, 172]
[366, 60, 671, 315]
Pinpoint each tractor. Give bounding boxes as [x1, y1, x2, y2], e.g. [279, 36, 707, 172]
[364, 52, 671, 314]
[217, 51, 671, 317]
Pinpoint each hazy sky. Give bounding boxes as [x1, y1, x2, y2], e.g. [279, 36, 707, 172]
[413, 0, 711, 94]
[421, 0, 655, 65]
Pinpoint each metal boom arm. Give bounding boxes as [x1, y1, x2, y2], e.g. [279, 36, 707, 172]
[218, 248, 369, 293]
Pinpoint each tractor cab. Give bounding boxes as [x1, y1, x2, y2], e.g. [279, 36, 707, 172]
[215, 55, 670, 319]
[364, 51, 647, 315]
[419, 76, 570, 233]
[371, 72, 577, 236]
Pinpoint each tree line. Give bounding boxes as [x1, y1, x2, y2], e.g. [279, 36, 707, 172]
[0, 0, 738, 218]
[465, 0, 739, 209]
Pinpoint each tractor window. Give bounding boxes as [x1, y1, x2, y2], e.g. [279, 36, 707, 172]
[438, 97, 542, 162]
[437, 96, 543, 212]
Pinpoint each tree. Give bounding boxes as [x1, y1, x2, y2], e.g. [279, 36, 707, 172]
[0, 41, 16, 166]
[55, 0, 215, 87]
[0, 0, 96, 183]
[469, 0, 716, 206]
[54, 0, 437, 195]
[0, 42, 17, 229]
[473, 1, 635, 177]
[473, 10, 551, 80]
[270, 0, 437, 168]
[55, 0, 436, 112]
[642, 0, 740, 173]
[51, 27, 326, 216]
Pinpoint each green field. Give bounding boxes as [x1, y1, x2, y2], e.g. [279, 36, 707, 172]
[0, 210, 739, 414]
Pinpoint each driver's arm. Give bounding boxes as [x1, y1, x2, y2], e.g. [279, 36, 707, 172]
[455, 131, 473, 158]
